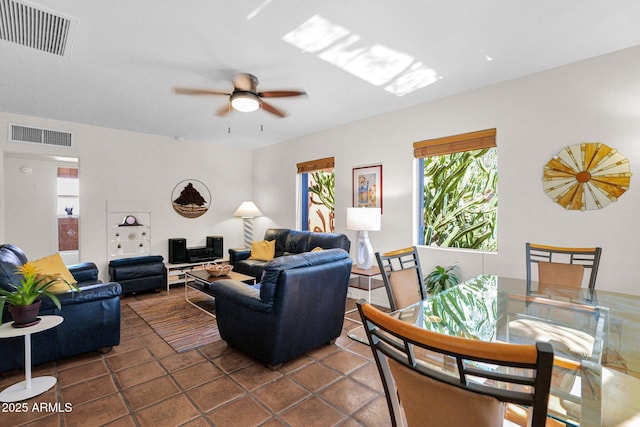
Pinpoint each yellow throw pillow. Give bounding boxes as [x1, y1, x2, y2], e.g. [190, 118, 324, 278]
[311, 247, 324, 252]
[32, 252, 77, 293]
[248, 240, 276, 262]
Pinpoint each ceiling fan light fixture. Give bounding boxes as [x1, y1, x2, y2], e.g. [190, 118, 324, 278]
[231, 92, 260, 112]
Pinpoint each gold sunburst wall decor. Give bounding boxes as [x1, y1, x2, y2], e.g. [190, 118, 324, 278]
[543, 142, 631, 210]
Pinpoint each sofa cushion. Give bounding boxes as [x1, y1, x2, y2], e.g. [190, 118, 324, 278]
[263, 228, 291, 257]
[248, 240, 276, 261]
[258, 249, 349, 303]
[285, 230, 310, 254]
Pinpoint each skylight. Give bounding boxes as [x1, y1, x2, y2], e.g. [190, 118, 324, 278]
[283, 15, 440, 96]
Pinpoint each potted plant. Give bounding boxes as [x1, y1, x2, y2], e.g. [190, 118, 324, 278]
[0, 262, 78, 327]
[425, 265, 459, 295]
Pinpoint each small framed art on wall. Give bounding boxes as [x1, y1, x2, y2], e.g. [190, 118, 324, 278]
[352, 164, 382, 212]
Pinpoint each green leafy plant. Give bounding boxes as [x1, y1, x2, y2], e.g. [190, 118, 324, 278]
[307, 170, 335, 232]
[0, 262, 79, 324]
[425, 265, 460, 295]
[422, 148, 497, 250]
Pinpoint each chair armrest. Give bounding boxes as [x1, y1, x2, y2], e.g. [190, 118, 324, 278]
[211, 279, 272, 312]
[40, 282, 122, 310]
[229, 248, 251, 264]
[68, 262, 100, 284]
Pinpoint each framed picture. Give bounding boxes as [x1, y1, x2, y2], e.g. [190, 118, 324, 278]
[352, 165, 382, 212]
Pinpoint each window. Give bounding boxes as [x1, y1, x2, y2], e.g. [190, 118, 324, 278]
[297, 157, 335, 232]
[414, 129, 498, 251]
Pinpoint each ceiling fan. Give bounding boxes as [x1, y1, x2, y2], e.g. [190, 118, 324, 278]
[173, 73, 306, 118]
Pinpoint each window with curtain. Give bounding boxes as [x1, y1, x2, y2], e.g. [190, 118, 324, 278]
[414, 129, 498, 251]
[297, 157, 335, 233]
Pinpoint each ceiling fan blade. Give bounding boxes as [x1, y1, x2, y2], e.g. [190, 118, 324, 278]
[173, 87, 230, 96]
[215, 103, 232, 116]
[259, 90, 306, 98]
[260, 101, 287, 118]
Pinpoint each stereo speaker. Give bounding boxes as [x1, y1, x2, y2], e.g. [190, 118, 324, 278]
[207, 235, 224, 258]
[168, 238, 187, 263]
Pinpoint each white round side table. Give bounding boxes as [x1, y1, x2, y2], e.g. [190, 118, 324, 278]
[0, 315, 63, 402]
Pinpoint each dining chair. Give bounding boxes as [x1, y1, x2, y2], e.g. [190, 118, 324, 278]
[525, 243, 602, 292]
[357, 300, 555, 427]
[375, 246, 427, 311]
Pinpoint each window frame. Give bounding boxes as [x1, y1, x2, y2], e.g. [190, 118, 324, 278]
[297, 157, 335, 233]
[414, 129, 497, 250]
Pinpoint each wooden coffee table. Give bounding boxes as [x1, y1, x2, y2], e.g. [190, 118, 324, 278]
[184, 270, 256, 318]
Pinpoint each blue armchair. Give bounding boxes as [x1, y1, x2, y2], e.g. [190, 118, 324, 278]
[213, 248, 353, 368]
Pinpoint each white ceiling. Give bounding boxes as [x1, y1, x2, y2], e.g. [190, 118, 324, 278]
[2, 0, 640, 149]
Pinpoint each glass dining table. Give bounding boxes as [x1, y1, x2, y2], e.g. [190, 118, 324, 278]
[348, 275, 640, 427]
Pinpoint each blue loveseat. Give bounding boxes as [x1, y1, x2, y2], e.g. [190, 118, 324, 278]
[229, 228, 351, 280]
[0, 244, 122, 373]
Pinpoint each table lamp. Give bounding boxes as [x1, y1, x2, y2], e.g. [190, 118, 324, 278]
[346, 207, 381, 269]
[233, 201, 263, 247]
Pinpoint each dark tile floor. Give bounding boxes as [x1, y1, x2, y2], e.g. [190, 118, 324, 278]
[0, 287, 390, 427]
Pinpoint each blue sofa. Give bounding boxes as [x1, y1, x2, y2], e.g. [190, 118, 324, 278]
[229, 228, 351, 280]
[0, 244, 122, 373]
[214, 248, 353, 367]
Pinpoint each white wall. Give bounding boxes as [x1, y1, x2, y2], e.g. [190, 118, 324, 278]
[2, 46, 639, 294]
[253, 45, 640, 295]
[4, 153, 77, 259]
[1, 113, 255, 281]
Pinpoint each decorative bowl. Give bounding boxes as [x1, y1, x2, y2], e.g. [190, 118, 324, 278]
[205, 264, 233, 277]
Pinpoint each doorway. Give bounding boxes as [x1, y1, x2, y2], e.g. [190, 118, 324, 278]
[4, 153, 80, 263]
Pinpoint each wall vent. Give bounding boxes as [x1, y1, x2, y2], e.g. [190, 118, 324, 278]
[10, 124, 73, 147]
[0, 0, 77, 57]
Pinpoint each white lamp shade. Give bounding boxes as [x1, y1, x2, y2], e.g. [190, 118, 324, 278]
[233, 201, 263, 218]
[346, 207, 381, 231]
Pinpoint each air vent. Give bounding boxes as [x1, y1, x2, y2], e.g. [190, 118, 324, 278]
[0, 0, 77, 57]
[10, 124, 72, 147]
